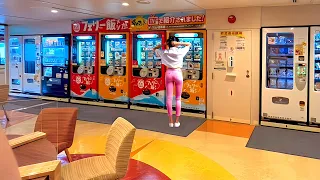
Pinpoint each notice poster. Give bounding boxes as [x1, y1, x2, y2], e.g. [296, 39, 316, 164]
[214, 51, 226, 70]
[236, 37, 245, 51]
[219, 36, 228, 51]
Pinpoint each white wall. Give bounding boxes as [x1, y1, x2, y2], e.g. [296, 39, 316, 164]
[9, 20, 71, 35]
[262, 5, 320, 27]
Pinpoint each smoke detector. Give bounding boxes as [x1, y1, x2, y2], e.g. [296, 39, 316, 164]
[136, 0, 151, 4]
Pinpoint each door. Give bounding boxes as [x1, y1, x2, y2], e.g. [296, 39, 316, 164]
[9, 36, 23, 92]
[310, 26, 320, 124]
[22, 36, 41, 94]
[261, 27, 308, 122]
[212, 30, 252, 124]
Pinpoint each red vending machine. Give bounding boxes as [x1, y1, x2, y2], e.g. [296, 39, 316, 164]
[130, 31, 166, 108]
[70, 21, 99, 102]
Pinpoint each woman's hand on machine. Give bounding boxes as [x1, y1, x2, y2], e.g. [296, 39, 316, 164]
[173, 41, 191, 47]
[153, 44, 162, 51]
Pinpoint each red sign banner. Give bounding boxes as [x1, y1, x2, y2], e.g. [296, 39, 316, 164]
[72, 18, 130, 34]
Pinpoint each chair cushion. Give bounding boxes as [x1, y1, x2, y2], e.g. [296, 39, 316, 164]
[61, 156, 117, 180]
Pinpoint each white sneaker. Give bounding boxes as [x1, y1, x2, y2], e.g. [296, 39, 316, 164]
[174, 122, 180, 128]
[169, 123, 174, 128]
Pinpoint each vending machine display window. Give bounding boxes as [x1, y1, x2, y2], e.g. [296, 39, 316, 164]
[132, 34, 162, 78]
[42, 37, 68, 67]
[43, 67, 53, 77]
[266, 33, 294, 90]
[24, 39, 36, 74]
[314, 33, 320, 91]
[72, 36, 96, 74]
[10, 38, 21, 63]
[0, 41, 5, 65]
[100, 34, 127, 76]
[174, 33, 204, 80]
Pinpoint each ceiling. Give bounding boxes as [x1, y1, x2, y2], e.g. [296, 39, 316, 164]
[0, 0, 317, 25]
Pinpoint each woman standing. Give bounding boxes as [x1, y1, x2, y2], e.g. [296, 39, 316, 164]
[154, 36, 191, 127]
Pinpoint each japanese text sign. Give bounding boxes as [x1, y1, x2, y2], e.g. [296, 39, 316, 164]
[72, 18, 130, 33]
[121, 10, 206, 31]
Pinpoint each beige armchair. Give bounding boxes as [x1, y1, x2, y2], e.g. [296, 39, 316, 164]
[0, 117, 136, 180]
[61, 117, 136, 180]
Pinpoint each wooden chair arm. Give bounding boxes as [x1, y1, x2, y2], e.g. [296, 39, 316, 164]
[9, 132, 46, 149]
[19, 160, 61, 180]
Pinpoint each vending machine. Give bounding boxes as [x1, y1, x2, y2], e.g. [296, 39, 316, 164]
[41, 35, 70, 100]
[167, 30, 207, 114]
[70, 34, 98, 100]
[130, 32, 166, 108]
[309, 26, 320, 124]
[9, 36, 23, 92]
[0, 36, 5, 65]
[99, 33, 130, 105]
[261, 27, 309, 123]
[22, 36, 42, 94]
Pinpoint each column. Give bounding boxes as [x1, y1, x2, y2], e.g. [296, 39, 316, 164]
[4, 25, 9, 85]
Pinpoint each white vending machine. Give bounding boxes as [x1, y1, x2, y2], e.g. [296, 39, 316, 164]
[22, 36, 41, 94]
[9, 36, 23, 92]
[261, 27, 309, 123]
[309, 26, 320, 124]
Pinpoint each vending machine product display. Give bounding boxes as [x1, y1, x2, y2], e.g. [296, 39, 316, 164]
[99, 33, 129, 104]
[130, 32, 166, 107]
[309, 26, 320, 124]
[0, 37, 5, 65]
[167, 30, 207, 113]
[41, 35, 70, 98]
[70, 34, 98, 100]
[261, 27, 308, 122]
[9, 36, 23, 92]
[22, 36, 41, 94]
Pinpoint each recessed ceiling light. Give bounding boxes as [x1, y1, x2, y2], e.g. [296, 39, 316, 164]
[136, 0, 151, 4]
[51, 9, 58, 13]
[122, 2, 129, 6]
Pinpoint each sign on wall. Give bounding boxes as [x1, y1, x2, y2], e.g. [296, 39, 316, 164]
[120, 11, 206, 31]
[72, 18, 130, 33]
[219, 31, 246, 51]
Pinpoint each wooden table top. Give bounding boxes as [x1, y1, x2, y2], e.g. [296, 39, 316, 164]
[7, 135, 57, 167]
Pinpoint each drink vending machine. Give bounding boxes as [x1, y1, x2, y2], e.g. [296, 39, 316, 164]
[22, 36, 42, 94]
[167, 30, 207, 114]
[261, 27, 309, 123]
[9, 36, 23, 92]
[309, 26, 320, 124]
[70, 34, 98, 100]
[41, 35, 70, 100]
[130, 32, 166, 108]
[99, 33, 130, 105]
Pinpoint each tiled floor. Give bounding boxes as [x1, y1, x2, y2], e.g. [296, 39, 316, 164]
[5, 114, 320, 180]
